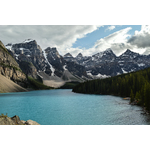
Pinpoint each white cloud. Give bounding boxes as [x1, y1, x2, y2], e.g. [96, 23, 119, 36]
[128, 25, 150, 48]
[69, 26, 146, 56]
[0, 25, 101, 56]
[58, 26, 146, 57]
[65, 27, 134, 57]
[106, 25, 116, 31]
[77, 26, 147, 56]
[90, 27, 132, 55]
[1, 25, 150, 57]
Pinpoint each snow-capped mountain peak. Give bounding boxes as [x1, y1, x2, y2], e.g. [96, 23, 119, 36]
[23, 39, 34, 43]
[121, 49, 140, 58]
[76, 53, 83, 58]
[105, 48, 113, 53]
[76, 53, 83, 60]
[64, 53, 73, 58]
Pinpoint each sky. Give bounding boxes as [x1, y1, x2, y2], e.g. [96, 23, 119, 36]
[1, 25, 150, 57]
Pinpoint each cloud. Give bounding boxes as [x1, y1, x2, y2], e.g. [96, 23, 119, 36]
[66, 27, 145, 57]
[128, 25, 150, 48]
[66, 27, 134, 57]
[106, 25, 116, 31]
[0, 25, 101, 55]
[75, 26, 146, 56]
[90, 27, 132, 55]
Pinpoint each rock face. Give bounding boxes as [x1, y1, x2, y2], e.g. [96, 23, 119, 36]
[6, 39, 47, 79]
[0, 41, 27, 87]
[64, 53, 77, 62]
[44, 47, 65, 77]
[19, 61, 37, 78]
[0, 115, 40, 125]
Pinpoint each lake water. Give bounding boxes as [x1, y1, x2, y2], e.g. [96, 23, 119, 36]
[0, 89, 150, 125]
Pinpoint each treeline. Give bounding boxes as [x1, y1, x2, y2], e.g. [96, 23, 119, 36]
[72, 67, 150, 111]
[59, 82, 80, 89]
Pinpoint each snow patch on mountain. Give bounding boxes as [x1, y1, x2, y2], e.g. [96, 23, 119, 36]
[122, 68, 127, 74]
[43, 49, 55, 76]
[87, 72, 93, 77]
[63, 65, 67, 71]
[5, 44, 12, 50]
[138, 63, 145, 67]
[87, 71, 110, 79]
[95, 73, 110, 79]
[37, 72, 43, 79]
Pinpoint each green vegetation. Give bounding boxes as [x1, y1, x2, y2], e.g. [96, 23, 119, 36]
[27, 76, 53, 90]
[59, 82, 80, 89]
[73, 67, 150, 111]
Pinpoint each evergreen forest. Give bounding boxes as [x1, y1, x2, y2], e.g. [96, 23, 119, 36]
[72, 67, 150, 111]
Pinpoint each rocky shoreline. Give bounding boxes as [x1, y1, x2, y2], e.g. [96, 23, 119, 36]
[0, 115, 40, 125]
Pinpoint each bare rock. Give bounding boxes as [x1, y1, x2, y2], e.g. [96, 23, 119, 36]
[25, 120, 40, 125]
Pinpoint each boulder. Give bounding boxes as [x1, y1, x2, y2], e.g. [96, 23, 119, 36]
[25, 120, 40, 125]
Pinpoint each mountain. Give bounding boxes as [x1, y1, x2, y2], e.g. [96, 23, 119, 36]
[6, 39, 46, 79]
[6, 40, 88, 88]
[63, 53, 77, 63]
[64, 48, 150, 79]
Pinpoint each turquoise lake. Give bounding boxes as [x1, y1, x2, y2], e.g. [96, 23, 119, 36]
[0, 89, 150, 125]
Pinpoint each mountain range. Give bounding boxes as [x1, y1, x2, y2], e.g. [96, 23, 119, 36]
[1, 39, 150, 89]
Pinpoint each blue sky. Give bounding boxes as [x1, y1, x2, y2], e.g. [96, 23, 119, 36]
[1, 25, 150, 57]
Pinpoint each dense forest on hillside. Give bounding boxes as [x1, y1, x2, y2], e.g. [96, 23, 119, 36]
[73, 67, 150, 111]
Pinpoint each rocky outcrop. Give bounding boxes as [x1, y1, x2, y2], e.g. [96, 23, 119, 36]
[0, 115, 40, 125]
[24, 120, 40, 125]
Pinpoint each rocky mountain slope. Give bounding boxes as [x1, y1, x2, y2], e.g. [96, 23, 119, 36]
[64, 48, 150, 79]
[0, 41, 27, 89]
